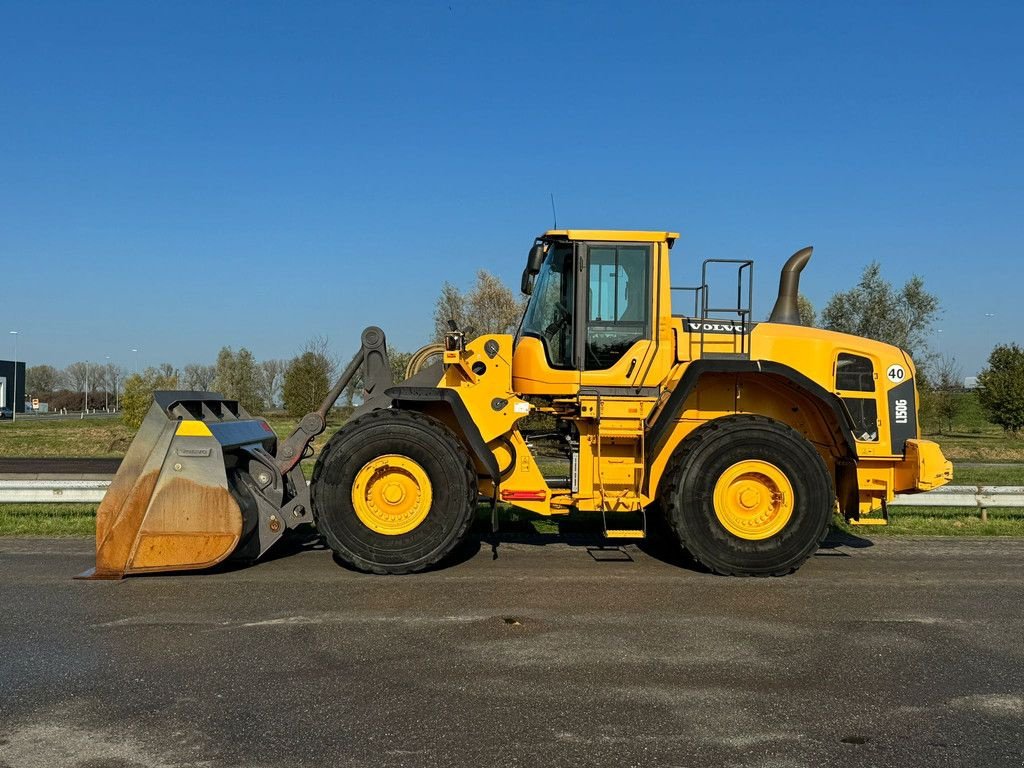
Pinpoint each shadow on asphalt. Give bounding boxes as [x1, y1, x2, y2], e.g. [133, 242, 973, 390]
[818, 528, 875, 556]
[134, 522, 875, 579]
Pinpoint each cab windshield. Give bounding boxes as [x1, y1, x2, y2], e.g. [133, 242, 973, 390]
[519, 242, 575, 368]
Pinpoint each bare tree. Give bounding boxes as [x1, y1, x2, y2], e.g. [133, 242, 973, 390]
[155, 363, 179, 381]
[183, 364, 216, 391]
[104, 363, 126, 409]
[63, 362, 90, 393]
[433, 282, 468, 342]
[432, 270, 526, 343]
[928, 354, 964, 434]
[26, 365, 63, 395]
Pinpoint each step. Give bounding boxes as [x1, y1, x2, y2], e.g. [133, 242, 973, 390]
[603, 529, 645, 539]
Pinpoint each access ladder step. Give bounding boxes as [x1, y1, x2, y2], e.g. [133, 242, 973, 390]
[603, 529, 645, 539]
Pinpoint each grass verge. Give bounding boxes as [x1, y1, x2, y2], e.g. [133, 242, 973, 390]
[844, 507, 1024, 536]
[9, 502, 1020, 539]
[0, 504, 99, 536]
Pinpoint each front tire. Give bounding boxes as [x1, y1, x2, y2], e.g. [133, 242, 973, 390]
[311, 409, 477, 574]
[659, 415, 834, 576]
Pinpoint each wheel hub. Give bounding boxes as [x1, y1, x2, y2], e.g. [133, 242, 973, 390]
[351, 454, 432, 535]
[712, 459, 794, 540]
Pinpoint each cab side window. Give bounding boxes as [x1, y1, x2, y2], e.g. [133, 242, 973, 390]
[585, 245, 650, 370]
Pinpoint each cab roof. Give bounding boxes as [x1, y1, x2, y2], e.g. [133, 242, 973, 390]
[541, 229, 679, 247]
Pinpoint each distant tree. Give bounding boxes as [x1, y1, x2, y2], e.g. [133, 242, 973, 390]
[213, 347, 265, 414]
[26, 364, 62, 395]
[261, 359, 286, 409]
[283, 338, 336, 418]
[63, 362, 91, 393]
[977, 343, 1024, 436]
[103, 363, 126, 406]
[797, 294, 817, 327]
[155, 362, 179, 381]
[91, 366, 110, 400]
[432, 270, 526, 343]
[121, 366, 181, 430]
[389, 350, 413, 384]
[182, 363, 216, 391]
[433, 282, 467, 341]
[84, 363, 125, 411]
[924, 354, 964, 434]
[821, 262, 940, 363]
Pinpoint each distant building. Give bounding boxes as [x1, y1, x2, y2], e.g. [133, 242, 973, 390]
[0, 359, 27, 413]
[964, 376, 979, 390]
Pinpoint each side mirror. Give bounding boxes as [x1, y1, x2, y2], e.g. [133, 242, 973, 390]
[521, 241, 546, 295]
[521, 268, 535, 295]
[527, 242, 546, 274]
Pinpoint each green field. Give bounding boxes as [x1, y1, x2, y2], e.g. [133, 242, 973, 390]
[0, 416, 136, 458]
[0, 414, 340, 459]
[2, 392, 1023, 538]
[923, 391, 1024, 463]
[950, 465, 1024, 486]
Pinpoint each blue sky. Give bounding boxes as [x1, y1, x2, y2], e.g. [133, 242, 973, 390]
[1, 1, 1020, 376]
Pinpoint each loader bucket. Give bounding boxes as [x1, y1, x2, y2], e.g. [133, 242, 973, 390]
[77, 392, 277, 580]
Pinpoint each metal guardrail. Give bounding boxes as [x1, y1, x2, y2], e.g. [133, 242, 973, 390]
[2, 482, 1023, 521]
[0, 480, 110, 503]
[889, 485, 1024, 522]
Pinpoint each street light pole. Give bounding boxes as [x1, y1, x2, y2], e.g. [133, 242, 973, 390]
[104, 355, 110, 412]
[9, 331, 17, 423]
[84, 360, 89, 416]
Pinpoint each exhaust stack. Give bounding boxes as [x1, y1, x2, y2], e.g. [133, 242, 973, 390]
[768, 246, 813, 325]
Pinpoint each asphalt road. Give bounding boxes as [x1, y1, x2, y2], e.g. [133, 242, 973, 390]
[0, 457, 122, 479]
[1, 533, 1022, 768]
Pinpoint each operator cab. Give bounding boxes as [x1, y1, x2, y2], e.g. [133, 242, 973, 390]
[513, 230, 677, 395]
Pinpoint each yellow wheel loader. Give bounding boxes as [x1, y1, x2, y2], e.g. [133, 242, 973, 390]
[79, 230, 951, 580]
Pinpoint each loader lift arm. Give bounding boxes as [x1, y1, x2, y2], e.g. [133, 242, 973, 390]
[274, 326, 393, 476]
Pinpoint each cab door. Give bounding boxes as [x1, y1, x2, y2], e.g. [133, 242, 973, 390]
[578, 242, 656, 390]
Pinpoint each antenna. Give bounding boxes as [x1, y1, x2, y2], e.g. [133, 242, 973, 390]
[549, 192, 558, 229]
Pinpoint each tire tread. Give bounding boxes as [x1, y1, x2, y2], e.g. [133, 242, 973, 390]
[659, 414, 833, 577]
[311, 408, 477, 575]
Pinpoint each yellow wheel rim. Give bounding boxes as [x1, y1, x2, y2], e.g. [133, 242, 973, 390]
[351, 454, 432, 535]
[712, 459, 794, 540]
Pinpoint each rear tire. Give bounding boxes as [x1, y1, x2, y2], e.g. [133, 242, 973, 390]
[659, 415, 833, 576]
[312, 409, 477, 574]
